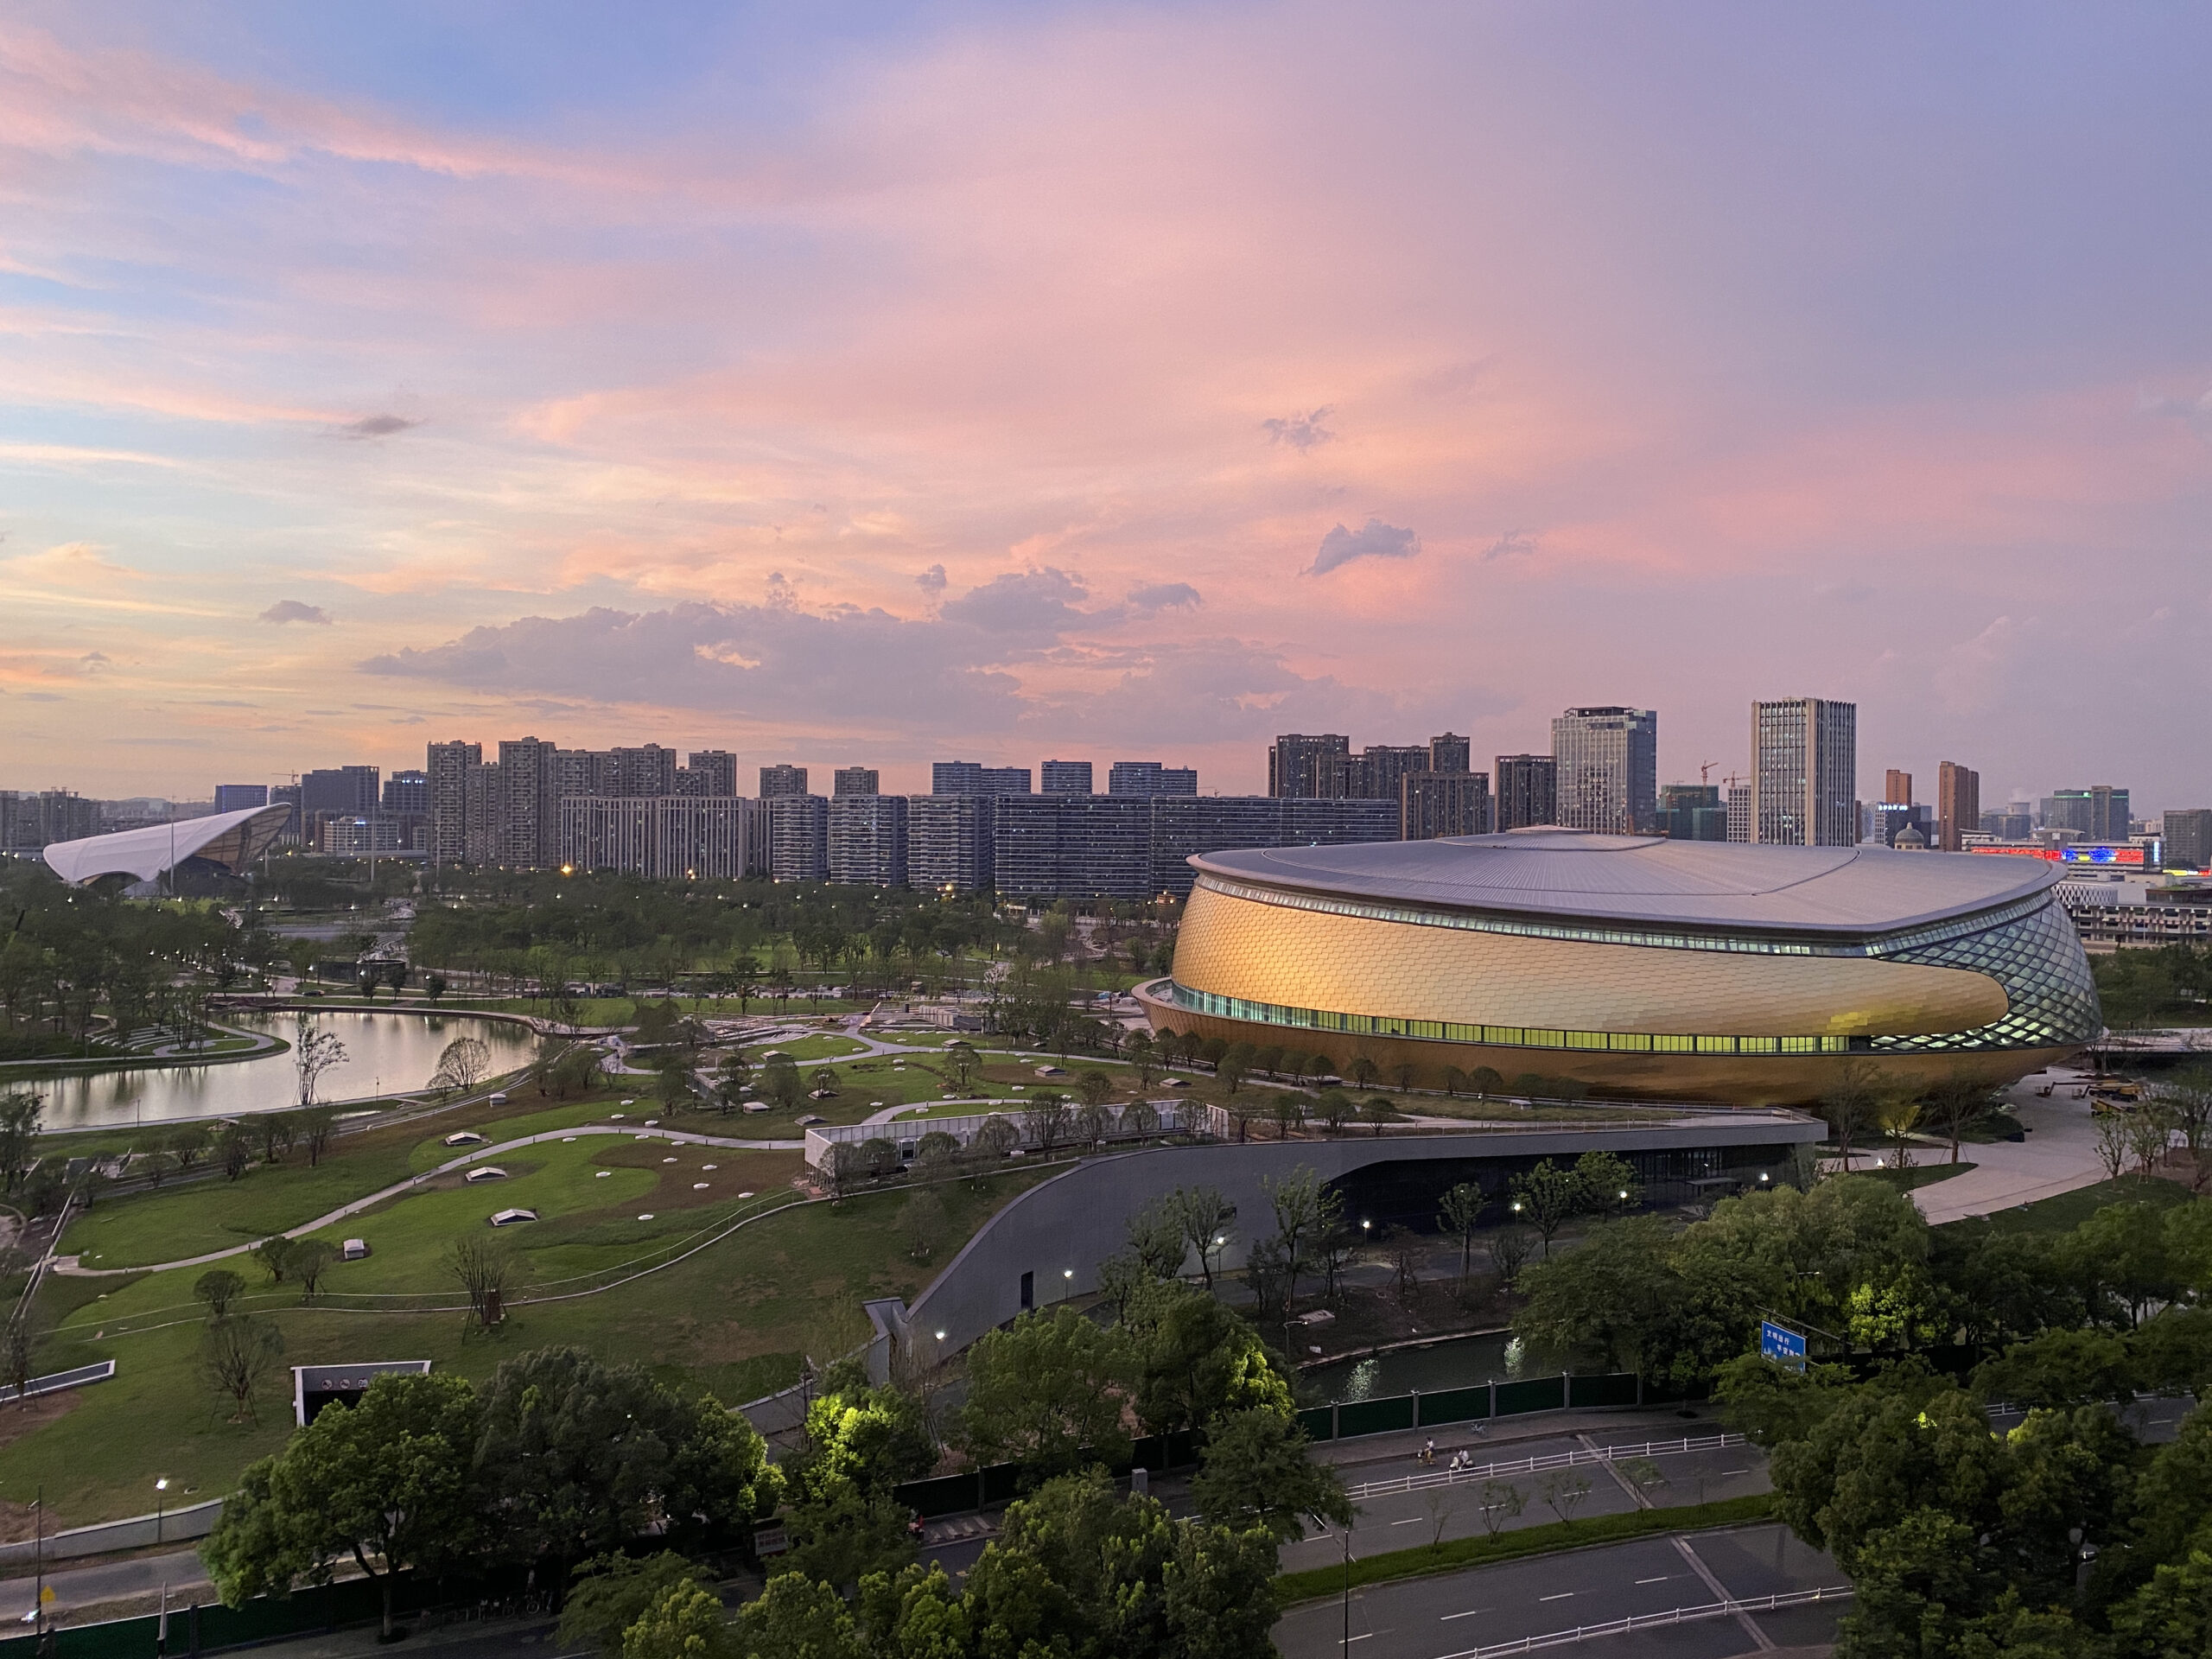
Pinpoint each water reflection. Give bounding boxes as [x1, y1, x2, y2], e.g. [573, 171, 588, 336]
[1301, 1330, 1536, 1402]
[29, 1011, 537, 1130]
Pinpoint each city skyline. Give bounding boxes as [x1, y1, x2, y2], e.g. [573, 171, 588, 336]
[3, 7, 2210, 808]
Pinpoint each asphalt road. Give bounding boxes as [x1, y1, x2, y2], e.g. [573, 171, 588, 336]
[1277, 1432, 1772, 1579]
[1274, 1522, 1846, 1659]
[0, 1548, 210, 1623]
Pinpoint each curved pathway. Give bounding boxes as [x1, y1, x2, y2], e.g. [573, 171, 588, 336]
[53, 1122, 804, 1279]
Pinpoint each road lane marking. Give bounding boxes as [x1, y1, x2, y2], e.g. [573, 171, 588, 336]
[1539, 1592, 1574, 1601]
[1392, 1517, 1423, 1525]
[1716, 1468, 1751, 1476]
[1440, 1610, 1490, 1621]
[1635, 1576, 1670, 1585]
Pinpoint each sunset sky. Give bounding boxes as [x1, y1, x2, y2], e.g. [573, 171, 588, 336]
[3, 3, 2209, 807]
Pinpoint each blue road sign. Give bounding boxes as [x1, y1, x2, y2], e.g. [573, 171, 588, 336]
[1760, 1319, 1808, 1369]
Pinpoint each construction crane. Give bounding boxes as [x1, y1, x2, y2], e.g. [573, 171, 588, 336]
[1699, 761, 1719, 785]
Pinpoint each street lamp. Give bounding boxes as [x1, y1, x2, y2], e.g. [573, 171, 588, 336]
[1307, 1511, 1354, 1658]
[155, 1478, 168, 1543]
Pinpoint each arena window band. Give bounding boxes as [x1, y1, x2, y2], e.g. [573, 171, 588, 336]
[1176, 876, 2102, 1056]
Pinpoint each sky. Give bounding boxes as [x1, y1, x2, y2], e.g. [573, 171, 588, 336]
[2, 2, 2209, 810]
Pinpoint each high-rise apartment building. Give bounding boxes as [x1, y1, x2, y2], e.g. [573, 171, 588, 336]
[1550, 708, 1658, 836]
[990, 795, 1398, 901]
[428, 740, 481, 866]
[680, 752, 738, 797]
[1040, 760, 1094, 795]
[1884, 770, 1913, 806]
[829, 794, 908, 886]
[497, 738, 562, 868]
[463, 764, 501, 864]
[931, 761, 1032, 795]
[2164, 808, 2212, 870]
[1751, 698, 1857, 847]
[1936, 760, 1980, 852]
[1268, 734, 1351, 798]
[561, 796, 767, 880]
[767, 795, 829, 881]
[908, 797, 995, 892]
[1428, 734, 1472, 774]
[1106, 760, 1198, 796]
[1402, 771, 1491, 840]
[1494, 754, 1558, 830]
[759, 764, 810, 799]
[1333, 745, 1430, 803]
[832, 767, 880, 798]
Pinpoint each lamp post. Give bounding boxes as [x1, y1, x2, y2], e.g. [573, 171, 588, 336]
[155, 1478, 168, 1543]
[1308, 1511, 1353, 1658]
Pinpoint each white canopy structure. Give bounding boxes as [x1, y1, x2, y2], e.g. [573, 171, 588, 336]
[41, 803, 292, 885]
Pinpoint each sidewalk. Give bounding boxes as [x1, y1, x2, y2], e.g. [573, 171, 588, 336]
[1306, 1402, 1718, 1473]
[1906, 1069, 2107, 1224]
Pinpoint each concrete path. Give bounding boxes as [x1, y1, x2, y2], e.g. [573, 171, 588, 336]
[1903, 1064, 2113, 1224]
[0, 1548, 209, 1618]
[54, 1122, 804, 1278]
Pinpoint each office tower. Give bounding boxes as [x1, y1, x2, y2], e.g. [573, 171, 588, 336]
[1726, 783, 1751, 843]
[301, 766, 381, 822]
[930, 761, 1032, 795]
[2049, 785, 2130, 843]
[1402, 772, 1491, 840]
[561, 797, 768, 880]
[1550, 708, 1658, 836]
[1936, 760, 1980, 852]
[1495, 754, 1558, 830]
[428, 741, 482, 865]
[495, 738, 562, 868]
[828, 794, 908, 886]
[1885, 770, 1913, 806]
[2165, 809, 2212, 870]
[1428, 734, 1472, 774]
[759, 764, 810, 799]
[833, 767, 880, 798]
[1107, 760, 1198, 796]
[213, 784, 269, 814]
[1751, 698, 1857, 847]
[1268, 734, 1351, 798]
[1660, 784, 1727, 841]
[681, 752, 738, 797]
[381, 771, 429, 817]
[768, 795, 830, 881]
[1040, 760, 1094, 795]
[907, 796, 995, 892]
[1980, 806, 2033, 841]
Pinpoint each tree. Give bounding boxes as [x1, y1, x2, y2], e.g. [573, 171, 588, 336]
[1510, 1159, 1586, 1256]
[201, 1371, 480, 1639]
[251, 1234, 293, 1284]
[448, 1235, 517, 1325]
[1345, 1054, 1379, 1091]
[1439, 1182, 1490, 1283]
[1217, 1042, 1255, 1095]
[296, 1105, 339, 1167]
[956, 1306, 1132, 1477]
[558, 1553, 712, 1654]
[762, 1055, 804, 1114]
[1260, 1165, 1340, 1315]
[1358, 1095, 1396, 1136]
[289, 1237, 338, 1302]
[658, 1056, 694, 1112]
[1129, 1283, 1291, 1435]
[1316, 1089, 1353, 1137]
[2094, 1112, 2132, 1184]
[293, 1014, 349, 1107]
[1876, 1095, 1923, 1169]
[1537, 1469, 1592, 1526]
[429, 1035, 492, 1097]
[194, 1268, 245, 1319]
[899, 1189, 947, 1261]
[0, 1090, 42, 1191]
[1169, 1185, 1236, 1291]
[1476, 1479, 1526, 1536]
[620, 1580, 736, 1659]
[424, 971, 447, 1005]
[220, 1125, 253, 1181]
[4, 1319, 35, 1403]
[1819, 1057, 1883, 1170]
[200, 1313, 284, 1423]
[1923, 1071, 1999, 1165]
[1188, 1408, 1351, 1541]
[1022, 1091, 1071, 1160]
[1390, 1060, 1418, 1093]
[1076, 1068, 1113, 1109]
[1513, 1215, 1681, 1374]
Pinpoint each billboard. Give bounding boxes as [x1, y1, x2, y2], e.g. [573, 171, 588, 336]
[1971, 843, 2146, 867]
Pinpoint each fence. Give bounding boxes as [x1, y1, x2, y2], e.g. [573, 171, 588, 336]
[1293, 1370, 1653, 1444]
[1445, 1586, 1853, 1659]
[894, 1429, 1200, 1519]
[1345, 1432, 1747, 1502]
[804, 1103, 1203, 1168]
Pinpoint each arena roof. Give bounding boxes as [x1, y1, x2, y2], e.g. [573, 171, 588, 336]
[41, 802, 293, 885]
[1190, 829, 2057, 938]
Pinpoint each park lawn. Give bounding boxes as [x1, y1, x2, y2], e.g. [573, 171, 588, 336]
[14, 1168, 1045, 1529]
[1859, 1160, 1976, 1193]
[1975, 1177, 2200, 1235]
[757, 1035, 868, 1061]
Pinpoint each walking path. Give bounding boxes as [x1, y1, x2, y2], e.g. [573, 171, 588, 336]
[1901, 1065, 2111, 1224]
[52, 1122, 804, 1278]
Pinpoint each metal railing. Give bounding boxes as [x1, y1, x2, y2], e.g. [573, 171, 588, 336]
[1347, 1433, 1748, 1501]
[1443, 1586, 1853, 1658]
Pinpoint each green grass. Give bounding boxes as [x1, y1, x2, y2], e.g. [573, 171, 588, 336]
[15, 1166, 1048, 1527]
[1858, 1160, 1976, 1193]
[758, 1035, 868, 1060]
[1970, 1177, 2199, 1235]
[1271, 1494, 1777, 1603]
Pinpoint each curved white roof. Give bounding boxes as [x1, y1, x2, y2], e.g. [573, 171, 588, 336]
[1191, 829, 2056, 937]
[42, 803, 293, 885]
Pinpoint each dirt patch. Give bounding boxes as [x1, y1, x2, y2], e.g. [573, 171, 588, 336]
[0, 1395, 81, 1537]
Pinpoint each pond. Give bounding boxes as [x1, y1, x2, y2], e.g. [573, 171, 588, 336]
[1300, 1331, 1539, 1403]
[27, 1010, 540, 1131]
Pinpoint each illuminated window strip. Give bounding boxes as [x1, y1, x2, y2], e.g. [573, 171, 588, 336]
[1193, 874, 2056, 962]
[1166, 981, 1850, 1056]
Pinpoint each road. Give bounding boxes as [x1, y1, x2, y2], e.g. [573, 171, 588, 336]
[0, 1548, 210, 1623]
[1274, 1522, 1847, 1659]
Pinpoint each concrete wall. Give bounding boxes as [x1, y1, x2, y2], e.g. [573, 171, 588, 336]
[882, 1116, 1821, 1365]
[0, 1499, 224, 1567]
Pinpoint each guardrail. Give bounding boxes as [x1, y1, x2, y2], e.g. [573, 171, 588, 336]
[1346, 1432, 1748, 1501]
[1446, 1586, 1853, 1658]
[0, 1359, 115, 1406]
